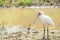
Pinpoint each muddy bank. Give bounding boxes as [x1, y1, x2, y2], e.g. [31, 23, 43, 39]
[0, 27, 60, 40]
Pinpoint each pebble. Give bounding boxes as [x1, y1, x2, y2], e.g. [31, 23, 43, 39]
[0, 27, 60, 40]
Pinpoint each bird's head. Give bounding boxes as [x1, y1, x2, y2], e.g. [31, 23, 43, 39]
[37, 11, 44, 16]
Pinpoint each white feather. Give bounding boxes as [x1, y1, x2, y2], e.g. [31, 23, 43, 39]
[39, 14, 55, 26]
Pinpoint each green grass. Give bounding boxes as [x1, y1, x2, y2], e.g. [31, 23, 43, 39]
[0, 0, 3, 2]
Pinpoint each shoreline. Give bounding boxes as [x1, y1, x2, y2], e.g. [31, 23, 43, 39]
[0, 6, 60, 8]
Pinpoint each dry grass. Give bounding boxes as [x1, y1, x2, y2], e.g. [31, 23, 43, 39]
[0, 8, 60, 30]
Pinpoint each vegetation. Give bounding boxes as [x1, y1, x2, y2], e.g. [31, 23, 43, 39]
[0, 0, 59, 8]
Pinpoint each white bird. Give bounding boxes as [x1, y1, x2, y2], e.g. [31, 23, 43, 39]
[37, 11, 55, 26]
[29, 11, 55, 40]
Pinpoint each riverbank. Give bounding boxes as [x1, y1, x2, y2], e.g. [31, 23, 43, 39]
[0, 26, 60, 40]
[0, 6, 60, 8]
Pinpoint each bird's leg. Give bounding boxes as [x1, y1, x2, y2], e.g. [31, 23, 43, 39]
[43, 24, 45, 40]
[47, 25, 50, 40]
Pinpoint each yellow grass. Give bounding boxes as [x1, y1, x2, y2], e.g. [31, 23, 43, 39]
[0, 8, 60, 30]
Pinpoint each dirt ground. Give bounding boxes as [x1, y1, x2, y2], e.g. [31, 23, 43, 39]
[0, 27, 60, 40]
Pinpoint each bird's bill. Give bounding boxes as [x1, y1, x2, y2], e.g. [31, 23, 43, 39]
[32, 14, 39, 24]
[36, 13, 40, 18]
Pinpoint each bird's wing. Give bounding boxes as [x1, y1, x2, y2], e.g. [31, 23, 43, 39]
[43, 15, 55, 26]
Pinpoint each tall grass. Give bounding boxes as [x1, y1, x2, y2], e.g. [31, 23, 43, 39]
[39, 0, 45, 3]
[23, 0, 32, 7]
[0, 0, 4, 5]
[23, 0, 26, 7]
